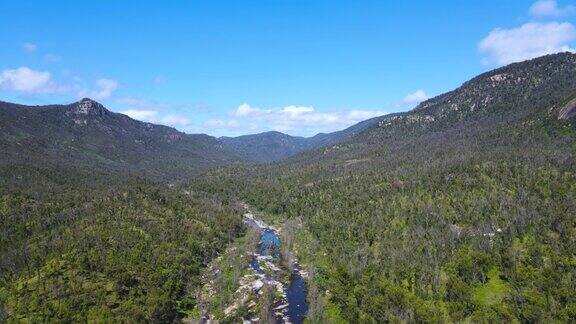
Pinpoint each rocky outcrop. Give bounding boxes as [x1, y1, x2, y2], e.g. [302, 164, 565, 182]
[68, 98, 109, 116]
[559, 98, 576, 120]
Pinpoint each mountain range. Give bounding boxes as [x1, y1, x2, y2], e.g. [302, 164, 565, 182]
[4, 54, 575, 180]
[219, 114, 390, 162]
[0, 97, 395, 179]
[1, 52, 576, 323]
[202, 52, 576, 322]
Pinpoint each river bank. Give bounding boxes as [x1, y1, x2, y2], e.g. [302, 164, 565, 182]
[195, 208, 308, 323]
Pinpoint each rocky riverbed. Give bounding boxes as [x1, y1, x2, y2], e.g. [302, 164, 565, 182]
[197, 209, 308, 323]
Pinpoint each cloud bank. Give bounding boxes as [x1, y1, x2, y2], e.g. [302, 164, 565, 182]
[403, 90, 429, 105]
[479, 1, 576, 66]
[208, 103, 388, 135]
[479, 22, 575, 66]
[0, 67, 65, 93]
[119, 99, 192, 127]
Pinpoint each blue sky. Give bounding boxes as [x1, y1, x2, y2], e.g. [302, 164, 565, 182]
[1, 0, 575, 136]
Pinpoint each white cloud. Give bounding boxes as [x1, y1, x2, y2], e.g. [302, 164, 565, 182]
[529, 0, 575, 18]
[119, 96, 193, 127]
[121, 109, 158, 121]
[220, 103, 387, 135]
[347, 110, 386, 120]
[22, 42, 37, 53]
[277, 105, 340, 125]
[479, 22, 576, 66]
[403, 90, 429, 104]
[79, 78, 119, 100]
[120, 108, 191, 127]
[282, 105, 315, 115]
[233, 103, 271, 117]
[0, 67, 49, 92]
[0, 66, 65, 93]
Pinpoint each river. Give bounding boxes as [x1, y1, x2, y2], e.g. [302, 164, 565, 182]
[244, 212, 309, 323]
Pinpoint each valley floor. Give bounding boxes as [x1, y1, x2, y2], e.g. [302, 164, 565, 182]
[195, 206, 309, 323]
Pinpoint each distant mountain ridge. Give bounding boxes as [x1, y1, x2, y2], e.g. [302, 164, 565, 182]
[0, 98, 239, 180]
[0, 97, 386, 178]
[3, 53, 575, 179]
[2, 53, 576, 323]
[276, 52, 576, 168]
[210, 53, 576, 323]
[221, 54, 576, 163]
[220, 131, 312, 162]
[220, 114, 393, 162]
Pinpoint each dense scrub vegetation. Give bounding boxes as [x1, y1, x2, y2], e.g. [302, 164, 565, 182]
[0, 98, 240, 182]
[1, 53, 575, 322]
[232, 160, 575, 322]
[0, 165, 244, 322]
[198, 54, 576, 322]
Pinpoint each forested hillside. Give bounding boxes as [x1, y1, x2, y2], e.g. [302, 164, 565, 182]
[0, 98, 240, 181]
[0, 99, 249, 321]
[1, 53, 575, 323]
[0, 164, 244, 322]
[221, 115, 387, 162]
[221, 131, 314, 162]
[200, 53, 576, 322]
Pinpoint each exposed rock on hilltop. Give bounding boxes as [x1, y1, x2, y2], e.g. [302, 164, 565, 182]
[68, 98, 109, 116]
[0, 98, 239, 180]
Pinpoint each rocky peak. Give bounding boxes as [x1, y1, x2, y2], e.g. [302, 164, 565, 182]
[69, 98, 109, 116]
